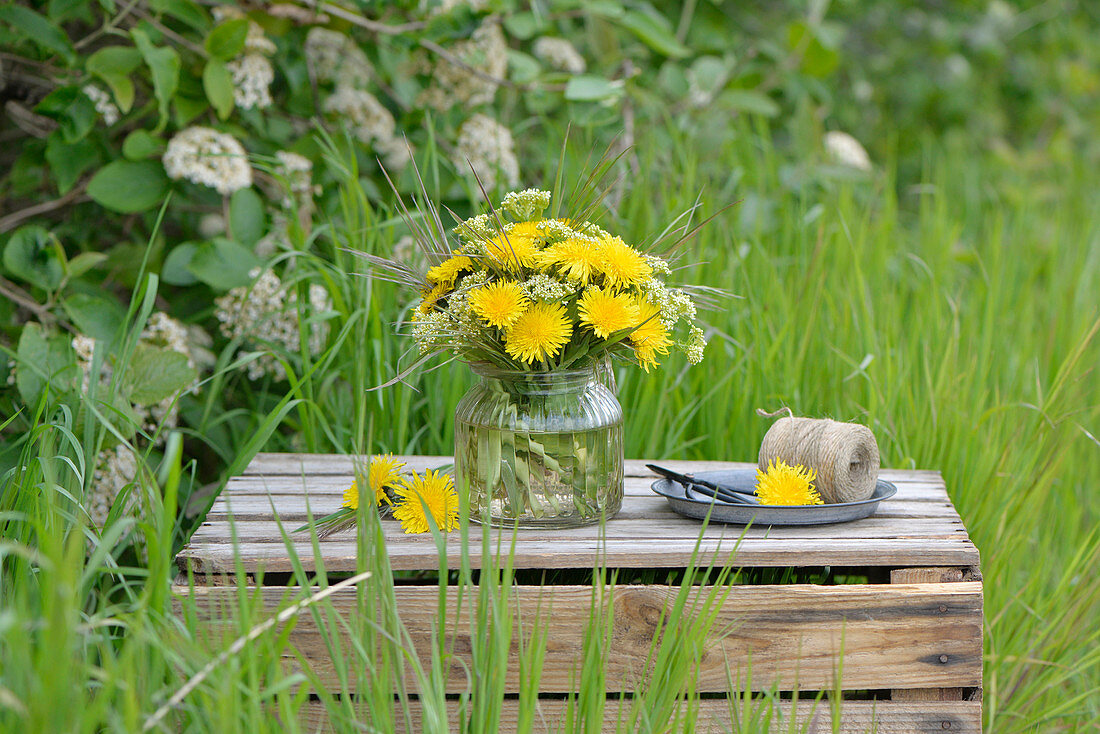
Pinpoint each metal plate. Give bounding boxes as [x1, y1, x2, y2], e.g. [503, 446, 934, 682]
[651, 469, 897, 526]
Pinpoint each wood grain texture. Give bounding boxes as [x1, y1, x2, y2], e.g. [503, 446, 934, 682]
[298, 699, 982, 734]
[177, 456, 979, 574]
[177, 582, 983, 694]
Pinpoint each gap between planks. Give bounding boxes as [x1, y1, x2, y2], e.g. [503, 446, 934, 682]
[297, 699, 981, 734]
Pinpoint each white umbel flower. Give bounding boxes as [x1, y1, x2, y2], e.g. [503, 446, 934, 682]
[227, 54, 274, 110]
[824, 131, 872, 172]
[214, 268, 332, 381]
[323, 87, 395, 144]
[420, 20, 506, 109]
[533, 37, 586, 74]
[86, 444, 139, 531]
[82, 84, 120, 125]
[163, 127, 252, 195]
[305, 27, 372, 89]
[273, 151, 318, 210]
[453, 114, 520, 194]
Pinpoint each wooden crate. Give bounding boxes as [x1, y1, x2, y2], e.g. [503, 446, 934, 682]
[176, 455, 983, 733]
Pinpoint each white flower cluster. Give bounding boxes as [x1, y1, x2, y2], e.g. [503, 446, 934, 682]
[86, 444, 138, 531]
[227, 54, 274, 110]
[163, 126, 252, 195]
[824, 131, 872, 172]
[521, 274, 572, 301]
[683, 325, 706, 365]
[533, 37, 586, 74]
[323, 86, 395, 144]
[313, 41, 410, 170]
[74, 314, 208, 439]
[82, 84, 120, 125]
[502, 188, 551, 221]
[419, 20, 507, 110]
[214, 268, 332, 381]
[305, 27, 372, 89]
[273, 150, 318, 211]
[638, 279, 697, 329]
[213, 6, 276, 110]
[453, 114, 520, 194]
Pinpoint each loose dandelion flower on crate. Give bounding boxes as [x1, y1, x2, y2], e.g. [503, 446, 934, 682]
[755, 459, 824, 506]
[296, 455, 407, 538]
[393, 469, 459, 535]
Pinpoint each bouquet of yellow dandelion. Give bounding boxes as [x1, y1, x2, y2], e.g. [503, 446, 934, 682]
[392, 187, 708, 374]
[357, 169, 719, 529]
[298, 455, 459, 537]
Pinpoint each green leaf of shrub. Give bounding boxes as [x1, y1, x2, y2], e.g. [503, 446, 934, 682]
[62, 292, 125, 344]
[126, 344, 197, 405]
[162, 243, 199, 286]
[122, 130, 164, 160]
[720, 89, 780, 117]
[65, 252, 109, 279]
[229, 188, 266, 246]
[205, 18, 249, 60]
[0, 5, 75, 63]
[507, 50, 541, 85]
[3, 225, 66, 291]
[203, 60, 235, 119]
[87, 160, 169, 213]
[35, 87, 96, 143]
[564, 76, 623, 102]
[188, 238, 261, 291]
[616, 10, 689, 59]
[132, 29, 181, 131]
[46, 131, 99, 193]
[86, 46, 141, 112]
[503, 12, 543, 40]
[15, 323, 76, 406]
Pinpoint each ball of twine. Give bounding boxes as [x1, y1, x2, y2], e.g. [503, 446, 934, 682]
[756, 408, 880, 504]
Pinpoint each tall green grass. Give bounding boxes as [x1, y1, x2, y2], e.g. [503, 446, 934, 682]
[2, 119, 1098, 731]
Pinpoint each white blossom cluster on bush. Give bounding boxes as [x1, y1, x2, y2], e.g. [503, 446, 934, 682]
[306, 28, 410, 170]
[418, 19, 507, 110]
[214, 268, 332, 381]
[163, 126, 252, 195]
[533, 37, 586, 74]
[214, 5, 276, 110]
[82, 84, 120, 125]
[86, 444, 138, 531]
[453, 114, 520, 193]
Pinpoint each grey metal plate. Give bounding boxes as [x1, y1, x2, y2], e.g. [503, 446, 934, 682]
[651, 469, 897, 525]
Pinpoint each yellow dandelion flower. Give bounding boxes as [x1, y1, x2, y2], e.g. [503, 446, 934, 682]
[630, 299, 672, 372]
[537, 238, 602, 284]
[393, 469, 459, 534]
[596, 236, 652, 289]
[577, 287, 639, 339]
[484, 233, 538, 270]
[508, 221, 546, 241]
[504, 301, 573, 364]
[342, 454, 406, 509]
[468, 280, 530, 329]
[426, 254, 473, 286]
[418, 283, 449, 314]
[755, 459, 823, 506]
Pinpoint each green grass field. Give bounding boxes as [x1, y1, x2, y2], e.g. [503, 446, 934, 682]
[2, 118, 1098, 732]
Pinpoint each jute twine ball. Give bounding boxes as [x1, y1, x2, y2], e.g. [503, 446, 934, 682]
[757, 409, 880, 504]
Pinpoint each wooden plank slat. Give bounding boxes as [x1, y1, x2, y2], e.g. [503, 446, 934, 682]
[177, 582, 983, 695]
[298, 699, 982, 734]
[178, 535, 981, 574]
[186, 516, 967, 547]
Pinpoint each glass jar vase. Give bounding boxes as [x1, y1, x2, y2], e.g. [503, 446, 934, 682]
[454, 364, 624, 528]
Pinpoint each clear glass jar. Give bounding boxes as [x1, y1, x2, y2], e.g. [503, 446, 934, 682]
[454, 363, 624, 528]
